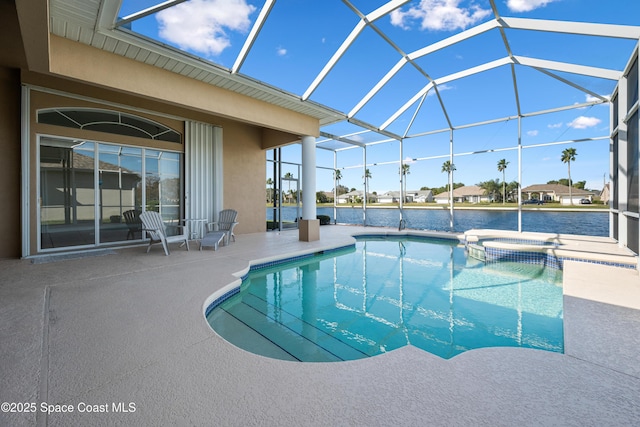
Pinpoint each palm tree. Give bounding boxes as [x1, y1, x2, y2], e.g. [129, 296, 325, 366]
[497, 159, 509, 204]
[561, 148, 577, 205]
[333, 169, 342, 195]
[283, 172, 293, 203]
[400, 164, 410, 202]
[364, 168, 372, 201]
[266, 178, 273, 203]
[441, 160, 456, 193]
[478, 179, 500, 201]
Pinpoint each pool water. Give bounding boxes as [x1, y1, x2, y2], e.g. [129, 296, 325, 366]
[207, 236, 564, 361]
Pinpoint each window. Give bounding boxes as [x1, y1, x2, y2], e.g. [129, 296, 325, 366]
[38, 108, 181, 143]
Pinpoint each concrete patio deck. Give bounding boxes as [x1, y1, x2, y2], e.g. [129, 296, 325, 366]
[1, 225, 639, 426]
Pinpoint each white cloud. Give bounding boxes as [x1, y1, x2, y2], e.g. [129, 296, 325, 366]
[585, 94, 610, 104]
[527, 130, 538, 136]
[506, 0, 557, 13]
[567, 116, 602, 129]
[390, 0, 491, 31]
[427, 83, 454, 96]
[548, 122, 563, 129]
[276, 47, 287, 56]
[156, 0, 256, 57]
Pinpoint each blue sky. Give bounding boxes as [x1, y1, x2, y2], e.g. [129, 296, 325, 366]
[118, 0, 640, 193]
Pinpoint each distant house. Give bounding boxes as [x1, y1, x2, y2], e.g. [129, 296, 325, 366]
[336, 190, 376, 204]
[377, 191, 403, 203]
[409, 190, 434, 203]
[600, 183, 610, 204]
[521, 184, 593, 205]
[434, 185, 490, 204]
[377, 189, 433, 203]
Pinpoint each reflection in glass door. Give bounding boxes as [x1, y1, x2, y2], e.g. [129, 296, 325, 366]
[98, 144, 143, 243]
[40, 139, 96, 249]
[145, 150, 181, 236]
[39, 137, 181, 250]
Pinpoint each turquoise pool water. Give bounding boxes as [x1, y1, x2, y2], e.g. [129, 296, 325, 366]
[207, 236, 564, 361]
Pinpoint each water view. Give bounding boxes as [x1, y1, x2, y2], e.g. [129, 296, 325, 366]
[268, 207, 610, 237]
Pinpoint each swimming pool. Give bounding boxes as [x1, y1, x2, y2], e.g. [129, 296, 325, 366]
[206, 236, 564, 361]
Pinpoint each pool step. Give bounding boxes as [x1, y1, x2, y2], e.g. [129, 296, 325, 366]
[467, 243, 486, 262]
[222, 293, 369, 362]
[208, 308, 299, 361]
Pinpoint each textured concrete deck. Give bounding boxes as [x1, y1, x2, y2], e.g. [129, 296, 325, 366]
[1, 225, 639, 426]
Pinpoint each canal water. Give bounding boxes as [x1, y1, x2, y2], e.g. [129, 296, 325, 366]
[268, 206, 610, 237]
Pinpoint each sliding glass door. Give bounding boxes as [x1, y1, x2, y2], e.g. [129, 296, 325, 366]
[39, 136, 182, 250]
[40, 139, 96, 249]
[98, 144, 143, 243]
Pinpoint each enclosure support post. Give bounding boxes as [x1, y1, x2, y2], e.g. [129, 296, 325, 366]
[399, 138, 405, 230]
[449, 129, 454, 231]
[333, 152, 337, 224]
[300, 135, 319, 241]
[363, 146, 367, 226]
[517, 116, 523, 232]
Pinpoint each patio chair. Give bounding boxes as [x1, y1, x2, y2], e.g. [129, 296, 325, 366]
[139, 211, 189, 256]
[123, 209, 142, 240]
[207, 209, 238, 245]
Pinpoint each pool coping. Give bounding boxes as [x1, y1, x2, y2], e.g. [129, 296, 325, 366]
[465, 228, 637, 270]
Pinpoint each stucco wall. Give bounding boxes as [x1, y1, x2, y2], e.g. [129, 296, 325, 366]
[0, 6, 314, 256]
[220, 120, 266, 235]
[48, 36, 319, 138]
[24, 86, 269, 250]
[0, 67, 22, 258]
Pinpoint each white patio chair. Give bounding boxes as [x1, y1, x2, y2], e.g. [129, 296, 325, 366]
[207, 209, 238, 245]
[139, 211, 189, 256]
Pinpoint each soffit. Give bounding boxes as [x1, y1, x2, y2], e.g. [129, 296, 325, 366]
[47, 0, 345, 127]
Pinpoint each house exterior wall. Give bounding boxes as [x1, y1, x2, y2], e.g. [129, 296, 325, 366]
[220, 119, 267, 235]
[20, 84, 270, 254]
[48, 36, 319, 139]
[0, 6, 318, 257]
[560, 196, 590, 206]
[26, 87, 189, 255]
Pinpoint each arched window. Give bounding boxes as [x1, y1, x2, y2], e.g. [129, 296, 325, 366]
[37, 108, 181, 143]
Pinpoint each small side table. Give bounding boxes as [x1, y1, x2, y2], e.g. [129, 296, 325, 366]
[200, 231, 226, 251]
[181, 218, 208, 240]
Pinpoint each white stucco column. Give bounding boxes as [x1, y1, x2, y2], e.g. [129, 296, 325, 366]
[300, 135, 319, 241]
[301, 135, 316, 220]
